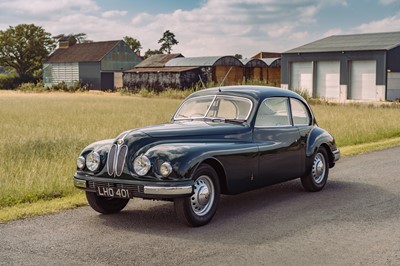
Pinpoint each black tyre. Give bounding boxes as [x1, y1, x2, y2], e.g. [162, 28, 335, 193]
[174, 164, 220, 227]
[301, 147, 329, 192]
[85, 191, 129, 214]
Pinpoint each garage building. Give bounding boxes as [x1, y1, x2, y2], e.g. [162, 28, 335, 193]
[44, 38, 142, 90]
[281, 31, 400, 101]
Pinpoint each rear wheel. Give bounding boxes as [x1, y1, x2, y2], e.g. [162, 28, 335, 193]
[301, 147, 329, 192]
[174, 164, 220, 227]
[86, 192, 129, 214]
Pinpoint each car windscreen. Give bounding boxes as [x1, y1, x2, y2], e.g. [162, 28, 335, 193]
[174, 95, 253, 121]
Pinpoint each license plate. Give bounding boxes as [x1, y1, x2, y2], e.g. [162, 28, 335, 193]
[96, 186, 130, 199]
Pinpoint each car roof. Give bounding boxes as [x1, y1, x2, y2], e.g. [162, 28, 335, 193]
[187, 85, 305, 102]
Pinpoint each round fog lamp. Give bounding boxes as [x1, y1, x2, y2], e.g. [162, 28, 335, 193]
[133, 155, 151, 176]
[159, 162, 172, 177]
[86, 151, 101, 171]
[77, 156, 86, 170]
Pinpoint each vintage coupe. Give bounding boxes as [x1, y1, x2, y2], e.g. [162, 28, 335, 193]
[74, 86, 340, 226]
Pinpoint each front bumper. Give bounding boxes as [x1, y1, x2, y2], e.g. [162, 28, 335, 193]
[73, 174, 193, 199]
[333, 149, 341, 162]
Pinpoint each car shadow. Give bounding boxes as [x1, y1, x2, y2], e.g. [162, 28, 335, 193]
[94, 179, 400, 244]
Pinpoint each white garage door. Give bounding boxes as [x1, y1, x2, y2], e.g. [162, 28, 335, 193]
[350, 60, 377, 100]
[291, 62, 313, 97]
[316, 61, 340, 99]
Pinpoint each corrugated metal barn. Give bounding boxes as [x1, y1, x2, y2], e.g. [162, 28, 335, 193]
[281, 31, 400, 101]
[43, 38, 142, 90]
[124, 67, 203, 91]
[123, 54, 204, 91]
[165, 56, 244, 85]
[241, 58, 281, 86]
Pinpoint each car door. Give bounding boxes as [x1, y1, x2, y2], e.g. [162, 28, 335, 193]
[253, 97, 303, 186]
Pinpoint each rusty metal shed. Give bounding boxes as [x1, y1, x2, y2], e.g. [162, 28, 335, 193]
[165, 56, 244, 85]
[123, 66, 203, 91]
[240, 58, 281, 86]
[262, 58, 281, 86]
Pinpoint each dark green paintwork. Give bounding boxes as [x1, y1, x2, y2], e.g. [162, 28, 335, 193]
[74, 86, 339, 197]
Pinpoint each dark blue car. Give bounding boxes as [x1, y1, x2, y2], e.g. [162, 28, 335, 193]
[74, 86, 340, 226]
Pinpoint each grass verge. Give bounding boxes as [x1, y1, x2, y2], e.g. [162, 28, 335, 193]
[0, 193, 86, 223]
[1, 90, 400, 223]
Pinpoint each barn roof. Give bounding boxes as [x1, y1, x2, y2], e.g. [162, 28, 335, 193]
[45, 40, 120, 63]
[165, 56, 243, 67]
[126, 66, 198, 73]
[285, 31, 400, 53]
[134, 54, 183, 68]
[240, 58, 281, 67]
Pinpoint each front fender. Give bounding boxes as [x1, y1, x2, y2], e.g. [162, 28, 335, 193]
[306, 127, 338, 168]
[144, 142, 257, 182]
[144, 143, 220, 179]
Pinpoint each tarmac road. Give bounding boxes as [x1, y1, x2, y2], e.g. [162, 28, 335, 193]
[1, 147, 400, 266]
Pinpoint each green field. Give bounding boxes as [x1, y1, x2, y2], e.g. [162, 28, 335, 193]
[1, 91, 400, 221]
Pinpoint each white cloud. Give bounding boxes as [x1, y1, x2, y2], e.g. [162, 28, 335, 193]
[380, 0, 398, 5]
[128, 0, 342, 56]
[101, 10, 128, 18]
[355, 15, 400, 33]
[0, 0, 99, 14]
[0, 0, 394, 57]
[322, 28, 344, 37]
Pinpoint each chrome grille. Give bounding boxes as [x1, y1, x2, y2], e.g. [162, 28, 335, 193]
[116, 145, 128, 176]
[107, 144, 128, 177]
[88, 181, 144, 194]
[107, 144, 117, 176]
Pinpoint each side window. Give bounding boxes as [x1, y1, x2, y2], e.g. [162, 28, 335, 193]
[255, 97, 291, 127]
[290, 98, 311, 126]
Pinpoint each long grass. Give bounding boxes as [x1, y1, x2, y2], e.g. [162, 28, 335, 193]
[1, 91, 400, 210]
[0, 91, 180, 208]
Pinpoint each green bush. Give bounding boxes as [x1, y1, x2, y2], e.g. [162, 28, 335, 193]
[50, 81, 89, 92]
[0, 74, 20, 89]
[18, 82, 48, 92]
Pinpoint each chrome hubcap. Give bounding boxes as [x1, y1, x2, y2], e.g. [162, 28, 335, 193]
[191, 175, 214, 216]
[312, 153, 326, 184]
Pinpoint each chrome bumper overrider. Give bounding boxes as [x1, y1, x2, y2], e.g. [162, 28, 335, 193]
[333, 149, 341, 161]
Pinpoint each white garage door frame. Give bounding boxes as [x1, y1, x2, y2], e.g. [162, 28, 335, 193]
[316, 61, 340, 99]
[350, 60, 377, 100]
[290, 62, 313, 97]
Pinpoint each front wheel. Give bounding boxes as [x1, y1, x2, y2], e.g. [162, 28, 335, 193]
[301, 147, 329, 192]
[86, 192, 129, 214]
[174, 164, 220, 227]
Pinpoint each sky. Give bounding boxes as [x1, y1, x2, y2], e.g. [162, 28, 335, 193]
[0, 0, 400, 58]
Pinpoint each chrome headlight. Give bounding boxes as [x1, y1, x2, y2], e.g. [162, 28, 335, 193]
[159, 162, 172, 177]
[86, 151, 101, 171]
[76, 156, 86, 170]
[133, 155, 151, 176]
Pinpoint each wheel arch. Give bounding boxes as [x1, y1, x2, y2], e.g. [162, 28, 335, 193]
[201, 158, 229, 195]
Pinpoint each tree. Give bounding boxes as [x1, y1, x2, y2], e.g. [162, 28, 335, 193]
[158, 30, 179, 54]
[234, 54, 243, 59]
[53, 33, 92, 43]
[0, 24, 55, 81]
[123, 36, 142, 53]
[144, 49, 163, 59]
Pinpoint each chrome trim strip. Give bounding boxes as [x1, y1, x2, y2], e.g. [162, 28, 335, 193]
[174, 95, 253, 121]
[143, 185, 193, 195]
